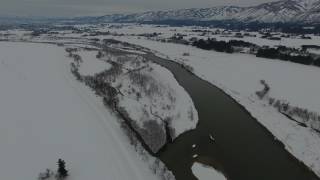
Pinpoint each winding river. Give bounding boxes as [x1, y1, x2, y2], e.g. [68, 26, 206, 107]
[144, 53, 319, 180]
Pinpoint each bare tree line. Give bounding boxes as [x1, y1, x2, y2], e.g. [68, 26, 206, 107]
[256, 80, 320, 132]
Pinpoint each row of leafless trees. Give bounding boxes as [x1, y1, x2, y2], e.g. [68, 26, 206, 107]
[67, 48, 83, 82]
[271, 99, 320, 131]
[70, 62, 82, 82]
[256, 80, 320, 131]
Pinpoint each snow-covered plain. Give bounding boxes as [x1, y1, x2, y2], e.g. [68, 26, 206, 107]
[76, 49, 112, 76]
[0, 42, 168, 180]
[71, 23, 320, 49]
[101, 35, 320, 176]
[191, 163, 226, 180]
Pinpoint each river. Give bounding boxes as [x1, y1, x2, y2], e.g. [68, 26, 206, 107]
[144, 53, 319, 180]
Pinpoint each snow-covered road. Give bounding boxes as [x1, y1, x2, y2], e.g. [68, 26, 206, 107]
[0, 42, 161, 180]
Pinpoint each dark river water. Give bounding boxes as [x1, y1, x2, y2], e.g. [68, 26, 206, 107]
[145, 53, 319, 180]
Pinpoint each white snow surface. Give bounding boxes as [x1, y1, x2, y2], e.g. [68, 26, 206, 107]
[191, 163, 227, 180]
[77, 50, 112, 76]
[107, 36, 320, 176]
[0, 42, 164, 180]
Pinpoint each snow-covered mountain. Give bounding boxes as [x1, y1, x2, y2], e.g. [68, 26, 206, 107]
[97, 6, 245, 22]
[237, 0, 320, 23]
[96, 0, 320, 23]
[296, 0, 320, 22]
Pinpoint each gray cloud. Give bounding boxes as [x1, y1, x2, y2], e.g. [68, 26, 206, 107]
[0, 0, 279, 17]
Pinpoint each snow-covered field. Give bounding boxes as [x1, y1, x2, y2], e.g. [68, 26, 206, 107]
[76, 50, 112, 76]
[101, 35, 320, 176]
[74, 23, 320, 49]
[0, 42, 170, 180]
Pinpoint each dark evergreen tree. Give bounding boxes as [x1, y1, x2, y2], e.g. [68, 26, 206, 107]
[57, 159, 69, 179]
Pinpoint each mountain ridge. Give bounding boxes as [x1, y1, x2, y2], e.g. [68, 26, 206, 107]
[95, 0, 320, 23]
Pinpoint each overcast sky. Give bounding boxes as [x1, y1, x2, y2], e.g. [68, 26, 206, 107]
[0, 0, 279, 17]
